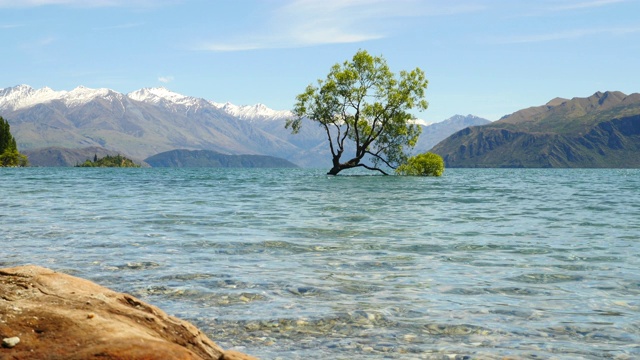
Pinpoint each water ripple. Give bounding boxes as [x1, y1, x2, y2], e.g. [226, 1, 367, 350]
[2, 168, 639, 359]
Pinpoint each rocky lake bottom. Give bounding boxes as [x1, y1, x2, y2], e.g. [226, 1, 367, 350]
[1, 167, 639, 359]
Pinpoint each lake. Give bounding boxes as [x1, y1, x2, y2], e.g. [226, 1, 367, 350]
[1, 168, 639, 359]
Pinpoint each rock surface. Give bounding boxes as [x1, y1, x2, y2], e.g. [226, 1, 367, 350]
[0, 265, 256, 360]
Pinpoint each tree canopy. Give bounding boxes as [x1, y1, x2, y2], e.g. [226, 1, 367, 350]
[286, 50, 429, 175]
[0, 116, 28, 167]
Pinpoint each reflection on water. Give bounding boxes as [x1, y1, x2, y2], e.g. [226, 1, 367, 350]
[1, 168, 639, 359]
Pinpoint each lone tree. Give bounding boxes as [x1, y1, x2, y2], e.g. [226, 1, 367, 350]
[0, 116, 28, 167]
[286, 50, 428, 175]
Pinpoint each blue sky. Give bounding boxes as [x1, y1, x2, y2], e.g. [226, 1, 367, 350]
[1, 0, 639, 122]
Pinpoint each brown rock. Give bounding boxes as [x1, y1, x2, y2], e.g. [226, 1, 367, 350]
[0, 265, 258, 360]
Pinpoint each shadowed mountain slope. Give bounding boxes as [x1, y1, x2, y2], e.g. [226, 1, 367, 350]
[431, 91, 640, 168]
[144, 149, 299, 168]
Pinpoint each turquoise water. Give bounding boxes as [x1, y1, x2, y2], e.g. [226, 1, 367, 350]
[1, 168, 639, 359]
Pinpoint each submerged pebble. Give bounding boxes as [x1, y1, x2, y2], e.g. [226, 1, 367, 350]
[2, 337, 20, 348]
[4, 168, 640, 359]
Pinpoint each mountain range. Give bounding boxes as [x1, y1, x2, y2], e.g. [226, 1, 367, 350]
[431, 91, 640, 168]
[0, 85, 489, 167]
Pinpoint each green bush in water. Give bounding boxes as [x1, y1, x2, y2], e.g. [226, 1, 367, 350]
[396, 152, 444, 176]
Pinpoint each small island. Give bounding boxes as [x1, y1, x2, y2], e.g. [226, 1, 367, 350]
[76, 154, 140, 168]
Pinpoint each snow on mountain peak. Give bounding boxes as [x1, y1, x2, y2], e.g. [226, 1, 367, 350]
[129, 87, 179, 102]
[410, 118, 434, 127]
[211, 101, 292, 121]
[0, 84, 64, 111]
[63, 86, 120, 106]
[0, 84, 291, 121]
[127, 87, 204, 109]
[0, 84, 128, 111]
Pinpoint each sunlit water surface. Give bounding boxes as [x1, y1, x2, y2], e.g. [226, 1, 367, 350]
[1, 168, 639, 359]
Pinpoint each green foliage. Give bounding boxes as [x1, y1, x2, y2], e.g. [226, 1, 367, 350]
[76, 154, 140, 168]
[0, 117, 12, 153]
[0, 147, 29, 167]
[286, 50, 428, 175]
[0, 116, 28, 167]
[396, 152, 444, 176]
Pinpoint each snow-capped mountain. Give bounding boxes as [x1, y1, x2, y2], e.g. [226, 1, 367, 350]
[0, 85, 61, 111]
[410, 118, 434, 127]
[0, 84, 327, 167]
[414, 114, 491, 152]
[0, 84, 487, 167]
[127, 87, 192, 105]
[0, 84, 293, 121]
[0, 85, 126, 111]
[211, 102, 293, 121]
[127, 87, 212, 113]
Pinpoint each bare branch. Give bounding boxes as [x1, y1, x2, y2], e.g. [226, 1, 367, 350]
[355, 163, 390, 175]
[365, 150, 396, 169]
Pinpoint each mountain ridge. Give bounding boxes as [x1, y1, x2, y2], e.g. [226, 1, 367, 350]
[431, 91, 640, 168]
[1, 84, 310, 163]
[414, 114, 491, 152]
[1, 84, 488, 168]
[144, 149, 299, 168]
[0, 84, 293, 119]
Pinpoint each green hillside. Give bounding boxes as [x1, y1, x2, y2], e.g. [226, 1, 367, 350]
[432, 91, 640, 168]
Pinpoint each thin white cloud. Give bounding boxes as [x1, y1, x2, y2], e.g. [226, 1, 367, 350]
[195, 0, 484, 52]
[20, 35, 57, 50]
[1, 25, 24, 31]
[0, 0, 177, 8]
[549, 0, 627, 11]
[494, 26, 640, 44]
[158, 76, 174, 83]
[196, 42, 270, 53]
[93, 22, 144, 31]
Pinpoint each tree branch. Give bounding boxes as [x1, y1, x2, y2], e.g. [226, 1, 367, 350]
[365, 150, 397, 169]
[322, 122, 338, 157]
[355, 163, 389, 175]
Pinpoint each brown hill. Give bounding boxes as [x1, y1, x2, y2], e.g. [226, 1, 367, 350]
[432, 91, 640, 168]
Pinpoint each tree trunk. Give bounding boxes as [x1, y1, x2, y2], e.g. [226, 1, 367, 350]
[326, 156, 361, 175]
[327, 157, 342, 175]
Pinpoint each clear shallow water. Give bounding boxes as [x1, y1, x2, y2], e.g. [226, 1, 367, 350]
[1, 167, 639, 359]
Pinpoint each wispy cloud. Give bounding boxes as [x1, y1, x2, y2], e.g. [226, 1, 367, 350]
[194, 0, 483, 52]
[1, 24, 24, 30]
[493, 25, 640, 44]
[158, 76, 174, 83]
[549, 0, 627, 11]
[1, 23, 23, 28]
[0, 0, 177, 8]
[93, 22, 144, 31]
[20, 35, 57, 50]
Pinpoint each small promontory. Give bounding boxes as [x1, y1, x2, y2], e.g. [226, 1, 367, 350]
[0, 265, 256, 360]
[144, 149, 299, 168]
